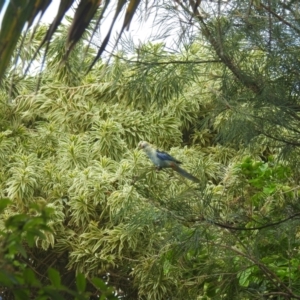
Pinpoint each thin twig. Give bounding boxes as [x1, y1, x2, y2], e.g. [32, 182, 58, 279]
[260, 3, 300, 35]
[201, 212, 300, 231]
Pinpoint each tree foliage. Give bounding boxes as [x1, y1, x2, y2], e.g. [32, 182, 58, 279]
[0, 0, 146, 79]
[0, 200, 116, 299]
[1, 1, 300, 299]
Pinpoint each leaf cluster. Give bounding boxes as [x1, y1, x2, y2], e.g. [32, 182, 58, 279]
[0, 200, 116, 300]
[2, 7, 300, 298]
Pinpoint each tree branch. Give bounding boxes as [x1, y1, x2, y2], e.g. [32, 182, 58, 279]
[225, 245, 300, 299]
[185, 0, 263, 94]
[192, 212, 300, 231]
[109, 53, 222, 66]
[260, 3, 300, 35]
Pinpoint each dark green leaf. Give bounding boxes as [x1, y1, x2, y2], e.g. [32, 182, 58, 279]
[47, 268, 61, 288]
[0, 198, 12, 213]
[0, 269, 17, 286]
[5, 214, 28, 229]
[13, 288, 30, 300]
[92, 277, 107, 290]
[23, 268, 40, 287]
[42, 286, 65, 300]
[76, 273, 86, 293]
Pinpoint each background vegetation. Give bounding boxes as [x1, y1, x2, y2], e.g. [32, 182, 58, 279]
[1, 0, 300, 299]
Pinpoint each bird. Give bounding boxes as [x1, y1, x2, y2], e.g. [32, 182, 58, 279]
[138, 141, 200, 183]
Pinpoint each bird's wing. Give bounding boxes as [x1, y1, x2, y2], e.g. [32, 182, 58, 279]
[156, 150, 181, 164]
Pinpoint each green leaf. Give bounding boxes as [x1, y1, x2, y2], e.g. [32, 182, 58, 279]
[5, 214, 28, 229]
[0, 198, 12, 213]
[76, 273, 86, 293]
[205, 283, 217, 297]
[13, 288, 30, 300]
[23, 268, 40, 287]
[92, 277, 107, 290]
[6, 239, 27, 258]
[238, 268, 252, 287]
[42, 287, 65, 300]
[0, 269, 17, 286]
[15, 243, 28, 259]
[47, 268, 61, 288]
[25, 231, 39, 247]
[263, 185, 276, 195]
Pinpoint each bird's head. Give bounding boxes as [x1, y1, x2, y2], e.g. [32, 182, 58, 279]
[138, 141, 150, 149]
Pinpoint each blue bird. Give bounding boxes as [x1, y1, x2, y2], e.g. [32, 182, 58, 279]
[138, 141, 200, 183]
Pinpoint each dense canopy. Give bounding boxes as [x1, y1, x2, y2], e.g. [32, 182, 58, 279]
[1, 0, 300, 299]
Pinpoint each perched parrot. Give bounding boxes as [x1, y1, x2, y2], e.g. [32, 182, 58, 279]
[138, 141, 200, 183]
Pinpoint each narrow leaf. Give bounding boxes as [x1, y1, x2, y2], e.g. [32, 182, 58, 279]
[76, 273, 86, 293]
[0, 198, 12, 213]
[47, 268, 61, 288]
[88, 0, 127, 71]
[92, 277, 107, 290]
[66, 0, 101, 58]
[122, 0, 141, 31]
[0, 0, 50, 80]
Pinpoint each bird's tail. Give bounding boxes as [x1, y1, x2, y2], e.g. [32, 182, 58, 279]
[173, 165, 200, 183]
